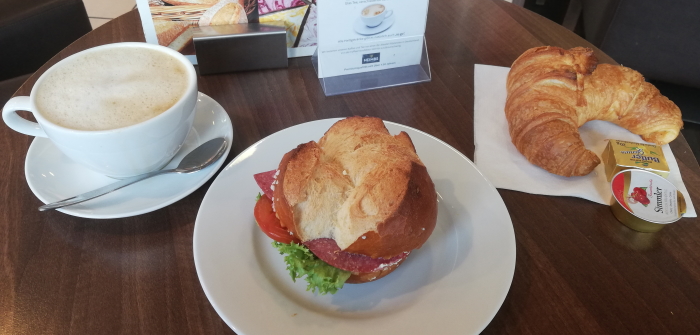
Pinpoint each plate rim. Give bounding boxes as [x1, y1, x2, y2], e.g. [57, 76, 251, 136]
[193, 117, 516, 334]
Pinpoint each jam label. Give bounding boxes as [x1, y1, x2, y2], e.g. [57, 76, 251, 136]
[612, 170, 681, 223]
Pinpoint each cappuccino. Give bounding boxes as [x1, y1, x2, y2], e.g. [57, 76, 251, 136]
[362, 4, 385, 17]
[35, 47, 188, 131]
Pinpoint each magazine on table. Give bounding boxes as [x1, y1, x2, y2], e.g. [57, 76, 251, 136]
[136, 0, 318, 64]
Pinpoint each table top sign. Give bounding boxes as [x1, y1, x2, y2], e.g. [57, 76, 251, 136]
[316, 0, 429, 78]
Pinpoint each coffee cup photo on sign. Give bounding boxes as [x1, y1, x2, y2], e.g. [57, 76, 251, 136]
[361, 4, 393, 27]
[354, 3, 396, 36]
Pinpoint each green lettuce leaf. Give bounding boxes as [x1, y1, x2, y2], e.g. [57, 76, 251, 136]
[272, 241, 351, 295]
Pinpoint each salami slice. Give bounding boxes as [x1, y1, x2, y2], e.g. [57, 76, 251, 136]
[254, 169, 277, 200]
[304, 238, 409, 274]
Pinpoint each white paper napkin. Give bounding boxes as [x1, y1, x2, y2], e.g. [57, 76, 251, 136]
[473, 64, 696, 217]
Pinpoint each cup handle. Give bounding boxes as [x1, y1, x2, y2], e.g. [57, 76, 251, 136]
[385, 9, 393, 19]
[2, 96, 47, 138]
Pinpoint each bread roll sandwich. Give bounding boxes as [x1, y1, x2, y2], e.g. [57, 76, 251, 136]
[253, 116, 438, 294]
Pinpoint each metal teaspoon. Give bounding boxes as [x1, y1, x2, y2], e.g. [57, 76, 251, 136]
[38, 137, 228, 211]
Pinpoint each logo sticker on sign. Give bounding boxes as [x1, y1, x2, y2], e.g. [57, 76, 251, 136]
[362, 53, 380, 64]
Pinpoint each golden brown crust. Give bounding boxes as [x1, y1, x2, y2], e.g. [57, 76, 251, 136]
[272, 142, 320, 237]
[343, 161, 437, 259]
[506, 46, 683, 177]
[274, 116, 437, 274]
[581, 64, 683, 144]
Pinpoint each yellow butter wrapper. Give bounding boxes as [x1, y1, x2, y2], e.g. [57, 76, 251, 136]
[602, 140, 669, 182]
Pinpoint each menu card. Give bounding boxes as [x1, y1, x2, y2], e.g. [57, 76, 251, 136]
[316, 0, 429, 78]
[136, 0, 318, 64]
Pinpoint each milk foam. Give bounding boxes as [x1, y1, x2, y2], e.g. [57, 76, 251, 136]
[362, 4, 384, 16]
[35, 47, 188, 131]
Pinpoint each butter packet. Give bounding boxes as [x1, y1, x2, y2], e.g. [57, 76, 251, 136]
[602, 139, 669, 182]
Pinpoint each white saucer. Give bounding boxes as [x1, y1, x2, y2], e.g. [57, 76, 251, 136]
[25, 92, 233, 219]
[353, 15, 395, 35]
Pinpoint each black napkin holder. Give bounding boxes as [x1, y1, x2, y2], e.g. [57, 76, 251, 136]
[192, 23, 288, 75]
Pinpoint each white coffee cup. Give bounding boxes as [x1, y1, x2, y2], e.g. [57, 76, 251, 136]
[361, 4, 393, 28]
[2, 42, 198, 178]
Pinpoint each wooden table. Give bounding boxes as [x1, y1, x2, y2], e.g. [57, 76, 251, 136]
[2, 1, 699, 334]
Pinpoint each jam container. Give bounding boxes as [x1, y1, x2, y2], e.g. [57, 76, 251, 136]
[610, 169, 686, 232]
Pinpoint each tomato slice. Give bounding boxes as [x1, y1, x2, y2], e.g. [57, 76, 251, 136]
[254, 195, 300, 244]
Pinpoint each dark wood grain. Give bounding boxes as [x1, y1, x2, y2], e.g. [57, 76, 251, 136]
[2, 1, 699, 334]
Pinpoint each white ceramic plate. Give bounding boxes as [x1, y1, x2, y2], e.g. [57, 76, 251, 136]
[194, 119, 515, 335]
[25, 92, 233, 219]
[353, 15, 395, 35]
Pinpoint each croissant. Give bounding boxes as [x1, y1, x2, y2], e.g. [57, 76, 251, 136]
[505, 46, 683, 177]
